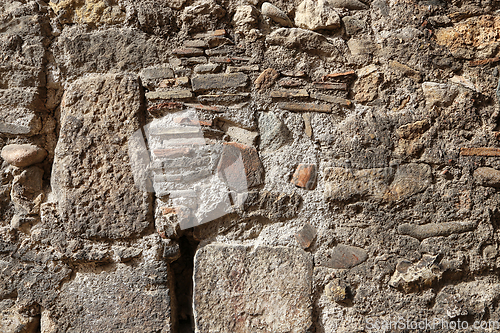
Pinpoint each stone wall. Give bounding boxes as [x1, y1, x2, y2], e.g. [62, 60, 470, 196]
[2, 0, 500, 332]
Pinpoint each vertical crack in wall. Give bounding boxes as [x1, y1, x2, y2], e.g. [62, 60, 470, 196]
[171, 234, 199, 333]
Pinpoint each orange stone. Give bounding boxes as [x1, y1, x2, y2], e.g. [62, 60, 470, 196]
[255, 68, 280, 90]
[291, 163, 317, 189]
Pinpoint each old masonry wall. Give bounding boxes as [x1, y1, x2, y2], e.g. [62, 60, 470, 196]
[2, 0, 500, 332]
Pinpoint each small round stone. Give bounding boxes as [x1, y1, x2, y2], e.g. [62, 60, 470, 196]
[1, 144, 48, 167]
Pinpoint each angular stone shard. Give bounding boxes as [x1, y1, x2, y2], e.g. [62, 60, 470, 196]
[421, 82, 458, 107]
[1, 144, 47, 168]
[47, 261, 174, 332]
[295, 223, 317, 249]
[295, 0, 341, 31]
[313, 82, 348, 90]
[191, 73, 248, 91]
[52, 74, 152, 239]
[383, 163, 432, 201]
[321, 244, 368, 269]
[217, 142, 264, 189]
[398, 222, 477, 240]
[389, 254, 443, 293]
[261, 2, 293, 27]
[291, 164, 317, 189]
[193, 244, 313, 333]
[259, 112, 290, 150]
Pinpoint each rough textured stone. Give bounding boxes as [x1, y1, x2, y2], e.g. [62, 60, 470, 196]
[325, 278, 349, 302]
[291, 163, 317, 189]
[259, 112, 290, 150]
[233, 5, 259, 32]
[295, 0, 342, 31]
[254, 68, 280, 90]
[474, 167, 500, 187]
[217, 142, 264, 189]
[193, 63, 222, 74]
[261, 2, 293, 27]
[319, 244, 368, 269]
[461, 147, 500, 156]
[11, 166, 44, 218]
[225, 126, 259, 146]
[295, 223, 317, 249]
[53, 28, 169, 80]
[324, 167, 394, 201]
[193, 244, 313, 333]
[191, 73, 248, 91]
[1, 144, 47, 168]
[389, 255, 443, 293]
[421, 82, 458, 107]
[52, 74, 152, 239]
[266, 28, 344, 58]
[47, 261, 174, 332]
[328, 0, 368, 9]
[398, 222, 477, 240]
[384, 163, 432, 201]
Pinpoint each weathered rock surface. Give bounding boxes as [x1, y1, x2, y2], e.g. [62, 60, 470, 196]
[295, 0, 341, 31]
[318, 244, 368, 269]
[46, 261, 174, 332]
[52, 74, 152, 239]
[259, 112, 289, 150]
[389, 254, 443, 293]
[193, 244, 313, 332]
[191, 73, 248, 91]
[474, 167, 500, 187]
[1, 144, 47, 168]
[398, 221, 476, 240]
[266, 28, 344, 58]
[421, 82, 458, 107]
[261, 2, 293, 27]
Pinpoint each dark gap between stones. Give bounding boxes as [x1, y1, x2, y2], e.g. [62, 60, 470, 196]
[171, 234, 199, 333]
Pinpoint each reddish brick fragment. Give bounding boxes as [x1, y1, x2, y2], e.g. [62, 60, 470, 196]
[174, 117, 212, 126]
[217, 142, 264, 190]
[161, 207, 178, 215]
[147, 102, 184, 113]
[322, 70, 356, 81]
[469, 57, 500, 67]
[295, 223, 317, 249]
[291, 163, 317, 189]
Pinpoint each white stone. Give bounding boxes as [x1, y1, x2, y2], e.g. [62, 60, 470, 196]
[295, 0, 341, 31]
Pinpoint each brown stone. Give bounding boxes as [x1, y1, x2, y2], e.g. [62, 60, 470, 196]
[295, 223, 317, 249]
[279, 78, 305, 87]
[282, 70, 307, 77]
[147, 102, 183, 113]
[323, 244, 368, 269]
[398, 222, 476, 240]
[191, 73, 248, 91]
[217, 142, 264, 190]
[325, 279, 349, 302]
[1, 144, 47, 167]
[322, 70, 356, 80]
[396, 119, 430, 140]
[460, 147, 500, 156]
[291, 163, 317, 189]
[208, 57, 233, 63]
[389, 60, 421, 82]
[184, 39, 209, 48]
[279, 102, 331, 113]
[469, 57, 500, 66]
[270, 89, 309, 98]
[172, 47, 205, 57]
[255, 68, 280, 90]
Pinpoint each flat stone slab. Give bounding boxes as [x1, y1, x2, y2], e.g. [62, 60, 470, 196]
[47, 262, 174, 332]
[145, 89, 193, 100]
[279, 102, 332, 113]
[52, 74, 152, 239]
[193, 244, 313, 333]
[321, 244, 368, 269]
[191, 73, 248, 92]
[1, 144, 47, 167]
